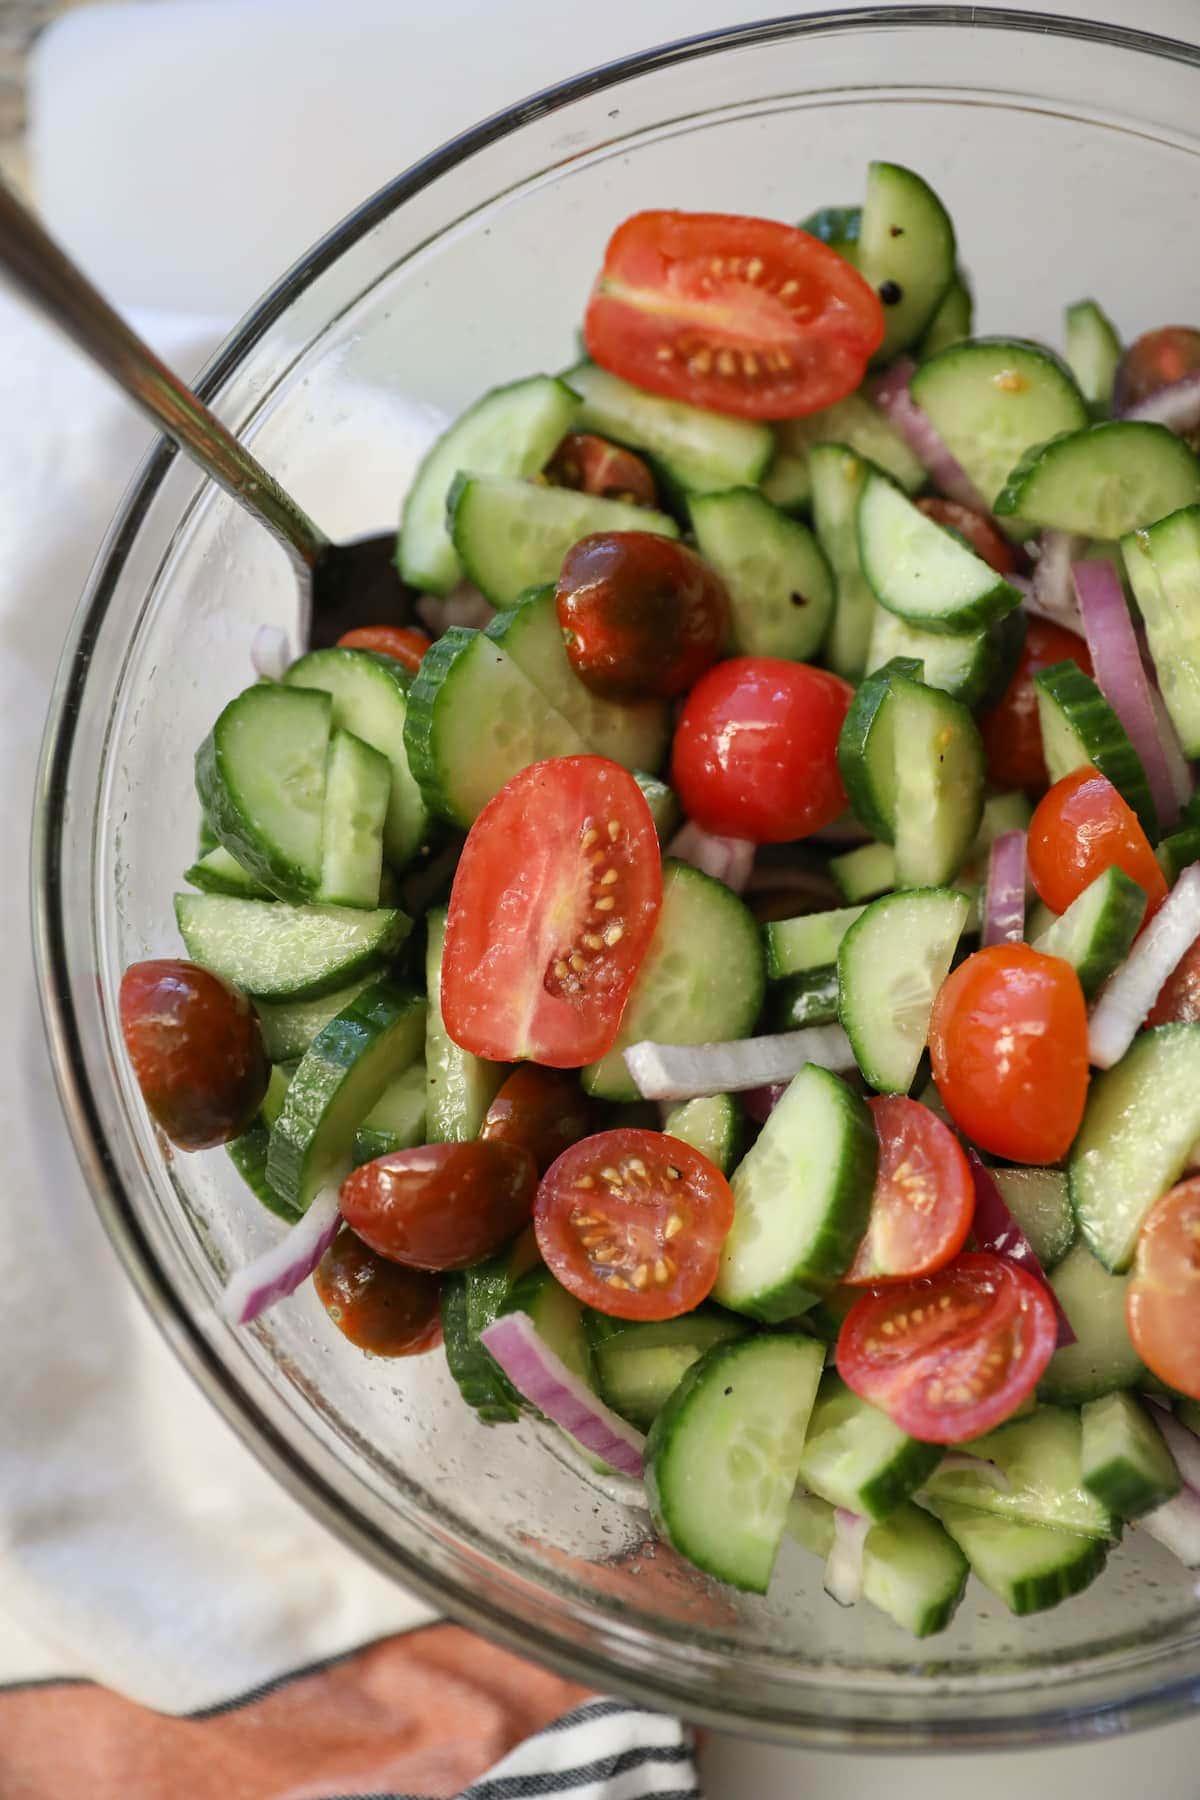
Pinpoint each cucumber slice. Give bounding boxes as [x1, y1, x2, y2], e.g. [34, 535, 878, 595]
[1122, 504, 1200, 757]
[796, 1373, 942, 1522]
[931, 1500, 1109, 1616]
[990, 1167, 1074, 1271]
[352, 1060, 427, 1164]
[922, 1405, 1115, 1538]
[809, 443, 878, 679]
[442, 1242, 529, 1423]
[787, 1494, 968, 1638]
[765, 905, 865, 980]
[590, 1309, 747, 1429]
[184, 845, 272, 899]
[865, 605, 998, 708]
[836, 654, 918, 841]
[857, 161, 956, 361]
[255, 975, 377, 1063]
[1065, 299, 1121, 418]
[1081, 1392, 1181, 1519]
[996, 421, 1200, 538]
[770, 965, 841, 1031]
[838, 888, 969, 1092]
[858, 471, 1021, 633]
[564, 360, 773, 497]
[425, 907, 507, 1142]
[1158, 821, 1200, 884]
[1039, 1245, 1144, 1404]
[196, 812, 218, 856]
[195, 683, 331, 902]
[284, 647, 428, 869]
[582, 861, 763, 1101]
[767, 391, 927, 505]
[485, 586, 668, 773]
[645, 1333, 825, 1592]
[227, 1121, 298, 1222]
[830, 841, 897, 904]
[969, 790, 1035, 862]
[175, 893, 409, 1001]
[689, 487, 834, 661]
[1030, 865, 1147, 997]
[1070, 1024, 1200, 1271]
[633, 772, 680, 841]
[404, 629, 586, 828]
[891, 679, 985, 886]
[1034, 659, 1157, 840]
[266, 979, 426, 1212]
[759, 447, 811, 514]
[317, 730, 390, 909]
[917, 270, 973, 360]
[713, 1065, 876, 1321]
[398, 373, 581, 593]
[662, 1093, 743, 1175]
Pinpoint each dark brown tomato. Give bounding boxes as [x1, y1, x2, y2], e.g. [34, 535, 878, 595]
[1113, 326, 1200, 414]
[545, 433, 658, 507]
[915, 498, 1023, 576]
[556, 532, 730, 701]
[119, 958, 268, 1150]
[339, 1140, 537, 1270]
[314, 1225, 443, 1356]
[480, 1066, 592, 1174]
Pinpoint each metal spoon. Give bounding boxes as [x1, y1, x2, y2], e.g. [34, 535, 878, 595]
[0, 179, 411, 649]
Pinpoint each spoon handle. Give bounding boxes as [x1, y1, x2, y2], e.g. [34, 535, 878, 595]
[0, 179, 327, 569]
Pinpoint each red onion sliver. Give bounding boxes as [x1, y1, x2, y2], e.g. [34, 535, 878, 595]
[1073, 559, 1181, 831]
[221, 1186, 342, 1326]
[1120, 372, 1200, 435]
[1026, 531, 1085, 631]
[1141, 1486, 1200, 1569]
[480, 1312, 645, 1478]
[871, 358, 990, 511]
[967, 1152, 1076, 1347]
[824, 1509, 871, 1607]
[982, 830, 1027, 947]
[1147, 1401, 1200, 1494]
[1088, 864, 1200, 1069]
[667, 822, 755, 894]
[251, 624, 292, 682]
[623, 1025, 856, 1102]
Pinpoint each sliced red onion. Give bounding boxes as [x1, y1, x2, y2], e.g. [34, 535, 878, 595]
[221, 1186, 341, 1326]
[824, 1508, 871, 1607]
[536, 1421, 648, 1509]
[417, 581, 496, 636]
[251, 624, 292, 682]
[1025, 532, 1085, 631]
[742, 1081, 789, 1125]
[871, 358, 990, 511]
[624, 1025, 857, 1103]
[1120, 372, 1200, 435]
[1088, 864, 1200, 1068]
[1147, 1400, 1200, 1493]
[480, 1311, 645, 1478]
[982, 830, 1027, 947]
[1074, 559, 1181, 831]
[667, 822, 755, 894]
[968, 1152, 1076, 1346]
[1140, 1486, 1200, 1568]
[932, 1453, 1012, 1492]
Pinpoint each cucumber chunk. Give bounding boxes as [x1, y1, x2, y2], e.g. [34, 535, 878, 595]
[1122, 505, 1200, 758]
[990, 1167, 1074, 1271]
[255, 975, 377, 1063]
[1158, 821, 1200, 884]
[1081, 1392, 1181, 1519]
[809, 443, 878, 679]
[425, 906, 507, 1142]
[645, 1334, 825, 1592]
[184, 845, 272, 899]
[931, 1500, 1109, 1615]
[865, 605, 1001, 708]
[590, 1308, 748, 1429]
[195, 683, 331, 902]
[922, 1405, 1116, 1538]
[830, 841, 897, 904]
[858, 472, 1021, 634]
[1030, 865, 1147, 997]
[997, 420, 1200, 538]
[857, 161, 956, 361]
[838, 888, 970, 1092]
[713, 1065, 876, 1321]
[765, 904, 865, 980]
[564, 360, 773, 496]
[689, 487, 834, 661]
[441, 1239, 533, 1423]
[765, 390, 927, 511]
[633, 772, 680, 840]
[1039, 1245, 1144, 1404]
[317, 730, 390, 909]
[917, 270, 973, 359]
[1065, 299, 1121, 419]
[787, 1494, 968, 1637]
[175, 893, 409, 1001]
[796, 1373, 942, 1522]
[228, 1121, 297, 1222]
[662, 1093, 743, 1175]
[1034, 659, 1157, 840]
[770, 965, 841, 1030]
[353, 1060, 427, 1164]
[836, 654, 917, 841]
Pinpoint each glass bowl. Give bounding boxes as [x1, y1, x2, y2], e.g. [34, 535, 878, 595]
[32, 5, 1200, 1749]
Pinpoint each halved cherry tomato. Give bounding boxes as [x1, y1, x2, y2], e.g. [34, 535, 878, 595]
[844, 1096, 974, 1286]
[545, 433, 658, 508]
[837, 1251, 1058, 1443]
[671, 656, 852, 842]
[1148, 939, 1200, 1026]
[314, 1225, 443, 1355]
[1126, 1178, 1200, 1400]
[481, 1067, 592, 1175]
[336, 624, 432, 673]
[1113, 326, 1200, 415]
[979, 620, 1094, 794]
[929, 944, 1089, 1165]
[119, 959, 268, 1150]
[1027, 767, 1167, 921]
[441, 756, 662, 1066]
[915, 498, 1022, 577]
[584, 210, 885, 420]
[556, 532, 730, 701]
[339, 1141, 536, 1270]
[534, 1127, 734, 1321]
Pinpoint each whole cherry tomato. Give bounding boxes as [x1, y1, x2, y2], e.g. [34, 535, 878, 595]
[556, 533, 730, 701]
[545, 434, 658, 507]
[1027, 767, 1166, 920]
[1126, 1178, 1200, 1399]
[119, 958, 268, 1150]
[481, 1066, 592, 1175]
[979, 620, 1094, 794]
[314, 1226, 443, 1356]
[1148, 938, 1200, 1026]
[1113, 326, 1200, 415]
[340, 1141, 536, 1271]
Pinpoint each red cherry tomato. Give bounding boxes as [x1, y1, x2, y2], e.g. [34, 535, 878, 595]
[313, 1226, 443, 1355]
[481, 1067, 592, 1175]
[584, 210, 885, 421]
[671, 656, 852, 843]
[837, 1252, 1058, 1443]
[336, 624, 432, 672]
[556, 533, 730, 701]
[441, 756, 662, 1066]
[915, 498, 1022, 577]
[845, 1096, 974, 1286]
[1028, 767, 1167, 921]
[339, 1141, 536, 1270]
[1114, 326, 1200, 415]
[545, 433, 658, 508]
[979, 622, 1094, 794]
[1148, 939, 1200, 1026]
[119, 959, 268, 1150]
[1126, 1178, 1200, 1400]
[535, 1128, 734, 1321]
[929, 944, 1089, 1165]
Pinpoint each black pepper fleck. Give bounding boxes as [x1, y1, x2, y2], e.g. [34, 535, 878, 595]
[879, 280, 903, 306]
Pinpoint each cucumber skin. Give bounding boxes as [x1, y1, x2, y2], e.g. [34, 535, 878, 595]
[441, 1264, 522, 1424]
[402, 629, 477, 824]
[930, 1500, 1110, 1617]
[1080, 1394, 1181, 1520]
[836, 655, 922, 842]
[194, 687, 330, 903]
[175, 893, 410, 1002]
[227, 1122, 301, 1223]
[996, 420, 1200, 532]
[1034, 659, 1158, 842]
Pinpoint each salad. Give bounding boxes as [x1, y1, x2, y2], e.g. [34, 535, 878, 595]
[118, 160, 1200, 1639]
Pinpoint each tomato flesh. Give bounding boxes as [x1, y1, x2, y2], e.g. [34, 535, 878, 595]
[336, 624, 432, 672]
[1028, 767, 1167, 920]
[339, 1140, 536, 1271]
[556, 532, 730, 701]
[929, 944, 1089, 1165]
[837, 1252, 1058, 1443]
[584, 210, 884, 420]
[1127, 1178, 1200, 1400]
[915, 498, 1022, 577]
[545, 433, 658, 508]
[314, 1225, 443, 1355]
[119, 959, 268, 1150]
[535, 1127, 734, 1320]
[671, 656, 852, 843]
[845, 1096, 974, 1285]
[979, 620, 1094, 794]
[1114, 326, 1200, 415]
[481, 1066, 592, 1175]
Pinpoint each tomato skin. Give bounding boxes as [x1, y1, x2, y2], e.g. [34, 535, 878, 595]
[545, 434, 658, 508]
[1113, 326, 1200, 414]
[339, 1141, 536, 1271]
[556, 533, 730, 701]
[1148, 939, 1200, 1026]
[979, 621, 1094, 794]
[915, 498, 1022, 577]
[442, 756, 662, 1067]
[929, 945, 1089, 1165]
[119, 959, 268, 1150]
[584, 210, 884, 420]
[535, 1128, 734, 1320]
[336, 624, 431, 672]
[845, 1096, 974, 1285]
[837, 1252, 1058, 1443]
[1027, 767, 1167, 920]
[1127, 1178, 1200, 1399]
[671, 657, 852, 843]
[314, 1226, 443, 1355]
[481, 1067, 592, 1175]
